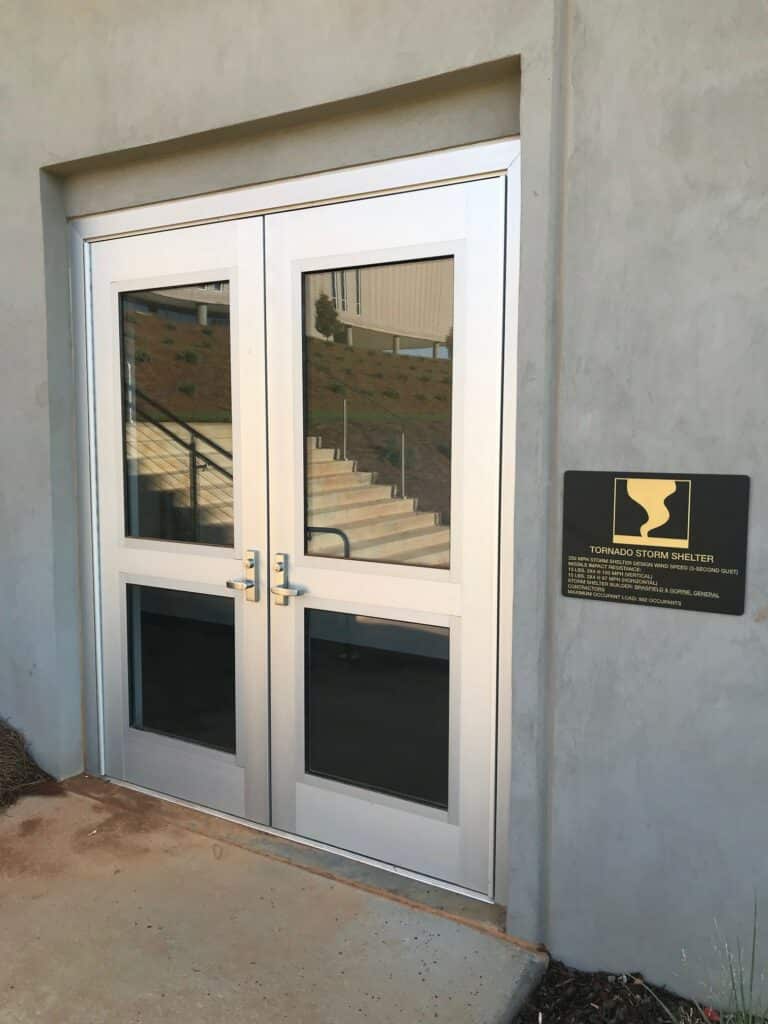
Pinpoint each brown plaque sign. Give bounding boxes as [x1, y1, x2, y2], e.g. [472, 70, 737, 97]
[562, 472, 750, 615]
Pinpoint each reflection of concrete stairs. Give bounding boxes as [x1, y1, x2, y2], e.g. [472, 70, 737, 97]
[306, 436, 449, 567]
[126, 425, 450, 566]
[125, 422, 234, 545]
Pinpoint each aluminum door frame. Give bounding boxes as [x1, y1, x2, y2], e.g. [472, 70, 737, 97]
[70, 138, 520, 898]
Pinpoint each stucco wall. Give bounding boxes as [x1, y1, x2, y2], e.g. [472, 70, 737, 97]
[2, 0, 767, 1002]
[549, 2, 768, 994]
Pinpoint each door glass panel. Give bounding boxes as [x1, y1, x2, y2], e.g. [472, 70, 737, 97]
[305, 609, 449, 809]
[120, 283, 234, 546]
[303, 258, 453, 568]
[127, 584, 236, 753]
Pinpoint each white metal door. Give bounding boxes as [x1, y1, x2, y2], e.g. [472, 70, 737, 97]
[91, 219, 270, 820]
[265, 180, 506, 894]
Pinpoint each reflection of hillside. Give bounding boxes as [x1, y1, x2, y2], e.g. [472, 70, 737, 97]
[305, 338, 452, 524]
[123, 306, 231, 422]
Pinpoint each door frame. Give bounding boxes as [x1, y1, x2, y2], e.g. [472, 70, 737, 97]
[69, 137, 521, 901]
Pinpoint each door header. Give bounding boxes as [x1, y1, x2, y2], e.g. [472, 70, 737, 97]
[71, 139, 520, 243]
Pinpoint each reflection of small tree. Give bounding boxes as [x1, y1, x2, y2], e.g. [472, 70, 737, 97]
[315, 293, 339, 343]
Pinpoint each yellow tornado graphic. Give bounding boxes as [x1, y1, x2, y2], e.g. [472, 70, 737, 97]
[612, 477, 690, 548]
[627, 478, 677, 537]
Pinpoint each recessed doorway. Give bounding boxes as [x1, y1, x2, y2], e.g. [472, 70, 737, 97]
[80, 142, 519, 898]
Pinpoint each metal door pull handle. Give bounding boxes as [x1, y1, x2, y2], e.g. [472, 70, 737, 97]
[271, 553, 303, 605]
[226, 549, 258, 602]
[227, 578, 255, 592]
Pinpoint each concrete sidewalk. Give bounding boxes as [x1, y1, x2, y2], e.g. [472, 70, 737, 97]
[0, 780, 545, 1023]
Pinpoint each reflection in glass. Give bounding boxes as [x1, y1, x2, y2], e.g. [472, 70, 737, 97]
[120, 283, 233, 546]
[303, 259, 453, 568]
[305, 610, 449, 809]
[127, 585, 236, 753]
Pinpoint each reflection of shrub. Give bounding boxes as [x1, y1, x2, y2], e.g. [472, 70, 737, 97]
[369, 371, 384, 379]
[328, 381, 346, 394]
[436, 443, 451, 458]
[201, 327, 213, 336]
[415, 392, 428, 402]
[124, 314, 137, 324]
[175, 350, 199, 364]
[178, 383, 196, 397]
[133, 350, 151, 364]
[382, 388, 400, 399]
[161, 337, 175, 346]
[376, 444, 401, 467]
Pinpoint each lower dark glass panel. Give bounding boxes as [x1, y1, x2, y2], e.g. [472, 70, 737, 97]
[305, 610, 449, 809]
[127, 584, 236, 753]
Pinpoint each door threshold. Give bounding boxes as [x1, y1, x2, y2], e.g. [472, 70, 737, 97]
[96, 775, 504, 931]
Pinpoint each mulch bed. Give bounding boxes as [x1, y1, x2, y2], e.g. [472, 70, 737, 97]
[519, 959, 714, 1024]
[0, 718, 51, 810]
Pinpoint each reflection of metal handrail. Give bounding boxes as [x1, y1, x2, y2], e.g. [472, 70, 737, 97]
[400, 430, 406, 499]
[134, 386, 232, 460]
[306, 526, 350, 559]
[128, 384, 233, 543]
[342, 397, 348, 461]
[340, 399, 407, 498]
[135, 413, 233, 480]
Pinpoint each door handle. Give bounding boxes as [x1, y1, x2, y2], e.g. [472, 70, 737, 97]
[226, 549, 258, 602]
[271, 553, 304, 606]
[227, 579, 255, 592]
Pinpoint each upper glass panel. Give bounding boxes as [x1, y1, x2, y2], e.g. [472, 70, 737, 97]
[120, 283, 233, 546]
[302, 258, 453, 569]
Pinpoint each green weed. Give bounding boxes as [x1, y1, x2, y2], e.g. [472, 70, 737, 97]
[638, 904, 767, 1024]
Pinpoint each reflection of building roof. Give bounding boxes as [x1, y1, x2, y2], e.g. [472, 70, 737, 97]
[131, 284, 229, 315]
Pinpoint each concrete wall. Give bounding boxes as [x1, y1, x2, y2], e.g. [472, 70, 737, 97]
[2, 0, 767, 1002]
[549, 3, 768, 996]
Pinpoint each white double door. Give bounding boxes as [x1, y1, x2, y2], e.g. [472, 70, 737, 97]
[91, 178, 506, 895]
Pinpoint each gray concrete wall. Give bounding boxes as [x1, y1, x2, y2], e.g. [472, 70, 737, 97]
[1, 0, 767, 1003]
[548, 2, 768, 997]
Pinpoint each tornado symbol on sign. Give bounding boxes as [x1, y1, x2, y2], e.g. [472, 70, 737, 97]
[625, 478, 678, 538]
